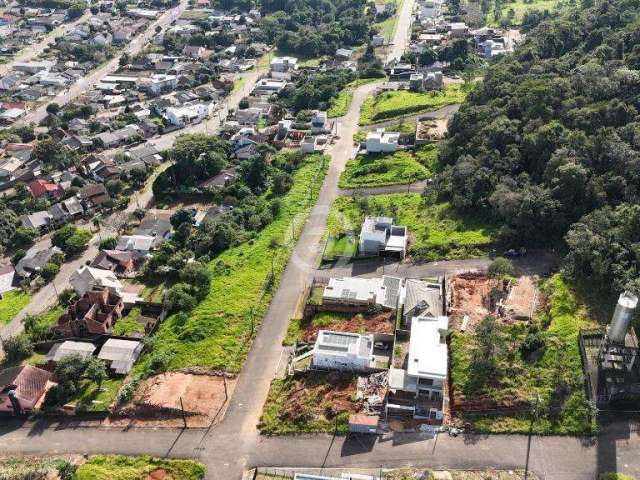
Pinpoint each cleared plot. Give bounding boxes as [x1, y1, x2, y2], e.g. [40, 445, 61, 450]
[359, 83, 472, 125]
[450, 275, 598, 435]
[328, 78, 382, 118]
[327, 193, 496, 260]
[488, 0, 561, 26]
[76, 455, 206, 480]
[339, 149, 430, 189]
[284, 311, 395, 345]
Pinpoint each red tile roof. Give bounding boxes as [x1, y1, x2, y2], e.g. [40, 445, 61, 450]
[0, 365, 52, 403]
[28, 179, 63, 199]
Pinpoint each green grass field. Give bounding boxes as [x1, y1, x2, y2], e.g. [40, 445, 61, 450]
[323, 234, 358, 261]
[487, 0, 561, 26]
[328, 78, 383, 118]
[72, 378, 124, 413]
[283, 312, 353, 345]
[339, 145, 438, 189]
[0, 290, 30, 325]
[327, 193, 496, 260]
[134, 155, 329, 374]
[374, 0, 405, 42]
[359, 84, 472, 125]
[76, 455, 206, 480]
[450, 275, 598, 435]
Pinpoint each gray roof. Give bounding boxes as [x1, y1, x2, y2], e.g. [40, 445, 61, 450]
[15, 246, 62, 276]
[382, 275, 402, 309]
[404, 278, 444, 317]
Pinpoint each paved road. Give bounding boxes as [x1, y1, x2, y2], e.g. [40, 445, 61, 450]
[386, 0, 415, 63]
[0, 12, 92, 77]
[16, 1, 189, 126]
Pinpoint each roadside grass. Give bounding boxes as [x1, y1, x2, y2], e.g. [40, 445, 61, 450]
[76, 455, 206, 480]
[327, 193, 496, 260]
[339, 145, 438, 189]
[230, 76, 247, 95]
[0, 290, 30, 325]
[72, 378, 124, 413]
[134, 154, 329, 374]
[450, 275, 598, 435]
[259, 371, 356, 434]
[359, 83, 473, 125]
[322, 234, 358, 261]
[374, 0, 405, 42]
[328, 78, 383, 118]
[283, 312, 352, 345]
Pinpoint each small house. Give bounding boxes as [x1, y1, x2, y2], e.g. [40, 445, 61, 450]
[0, 365, 53, 415]
[69, 265, 123, 297]
[46, 341, 96, 362]
[98, 339, 143, 374]
[359, 216, 408, 258]
[312, 330, 375, 372]
[365, 129, 399, 153]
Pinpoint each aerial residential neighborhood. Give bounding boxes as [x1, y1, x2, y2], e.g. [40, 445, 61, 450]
[0, 0, 638, 478]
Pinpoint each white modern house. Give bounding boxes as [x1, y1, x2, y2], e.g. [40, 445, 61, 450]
[359, 216, 408, 258]
[365, 129, 400, 153]
[116, 235, 155, 257]
[322, 275, 402, 310]
[139, 74, 178, 94]
[164, 103, 214, 127]
[312, 330, 375, 372]
[270, 56, 298, 73]
[387, 314, 448, 420]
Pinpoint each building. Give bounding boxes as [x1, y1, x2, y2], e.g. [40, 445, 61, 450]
[79, 183, 110, 208]
[133, 216, 172, 247]
[54, 287, 124, 337]
[401, 278, 444, 325]
[322, 276, 401, 310]
[15, 246, 62, 279]
[312, 330, 375, 372]
[372, 33, 385, 47]
[0, 264, 15, 296]
[310, 110, 327, 133]
[270, 56, 298, 73]
[359, 216, 408, 258]
[252, 78, 287, 95]
[116, 235, 155, 257]
[164, 103, 214, 127]
[387, 314, 448, 420]
[28, 179, 63, 200]
[69, 265, 123, 297]
[98, 338, 143, 374]
[365, 129, 399, 153]
[449, 22, 469, 37]
[0, 365, 52, 415]
[139, 73, 177, 94]
[20, 210, 53, 231]
[90, 250, 136, 277]
[46, 341, 96, 362]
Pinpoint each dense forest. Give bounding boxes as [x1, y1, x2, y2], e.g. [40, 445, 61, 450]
[436, 0, 640, 298]
[256, 0, 372, 57]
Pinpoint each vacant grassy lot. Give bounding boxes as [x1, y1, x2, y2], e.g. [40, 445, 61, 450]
[488, 0, 561, 26]
[76, 455, 206, 480]
[135, 155, 328, 374]
[323, 234, 358, 261]
[327, 193, 496, 260]
[259, 371, 357, 434]
[0, 290, 30, 325]
[374, 0, 404, 41]
[71, 377, 124, 413]
[359, 83, 472, 125]
[339, 145, 438, 188]
[450, 275, 598, 434]
[112, 307, 145, 336]
[284, 312, 353, 345]
[328, 78, 382, 118]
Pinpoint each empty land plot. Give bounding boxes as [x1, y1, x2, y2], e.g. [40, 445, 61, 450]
[488, 0, 562, 26]
[449, 275, 598, 435]
[259, 371, 359, 434]
[133, 154, 328, 374]
[0, 290, 30, 325]
[284, 311, 395, 345]
[327, 193, 496, 260]
[359, 84, 472, 125]
[339, 147, 436, 189]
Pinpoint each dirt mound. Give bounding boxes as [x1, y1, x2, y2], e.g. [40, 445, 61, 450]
[147, 469, 168, 480]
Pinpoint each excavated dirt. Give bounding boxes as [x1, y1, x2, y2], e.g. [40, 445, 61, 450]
[300, 311, 395, 343]
[448, 273, 499, 332]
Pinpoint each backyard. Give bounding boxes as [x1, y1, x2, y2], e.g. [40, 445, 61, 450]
[259, 371, 358, 434]
[339, 144, 438, 189]
[71, 377, 124, 413]
[449, 275, 598, 434]
[0, 290, 30, 325]
[134, 154, 329, 374]
[359, 83, 473, 125]
[326, 193, 496, 260]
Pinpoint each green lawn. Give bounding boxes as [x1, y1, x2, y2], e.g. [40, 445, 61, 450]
[259, 371, 355, 434]
[76, 455, 206, 480]
[328, 78, 383, 118]
[450, 275, 598, 435]
[72, 378, 124, 413]
[339, 145, 438, 189]
[134, 154, 329, 374]
[327, 193, 496, 260]
[374, 0, 405, 42]
[112, 307, 145, 336]
[359, 83, 473, 125]
[0, 290, 30, 325]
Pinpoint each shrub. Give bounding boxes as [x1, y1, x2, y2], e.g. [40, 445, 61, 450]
[99, 237, 117, 250]
[487, 257, 515, 278]
[41, 262, 60, 281]
[165, 283, 197, 312]
[2, 333, 33, 362]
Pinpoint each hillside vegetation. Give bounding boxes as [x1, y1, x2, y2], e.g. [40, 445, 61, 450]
[437, 0, 640, 299]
